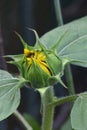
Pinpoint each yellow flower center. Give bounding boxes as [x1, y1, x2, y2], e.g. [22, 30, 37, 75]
[24, 48, 51, 75]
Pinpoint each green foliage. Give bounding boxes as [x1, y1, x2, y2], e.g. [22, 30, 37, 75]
[0, 70, 26, 121]
[6, 34, 63, 88]
[7, 17, 87, 89]
[71, 93, 87, 130]
[1, 16, 87, 130]
[40, 16, 87, 68]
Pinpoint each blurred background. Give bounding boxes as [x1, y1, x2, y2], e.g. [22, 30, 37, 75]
[0, 0, 87, 130]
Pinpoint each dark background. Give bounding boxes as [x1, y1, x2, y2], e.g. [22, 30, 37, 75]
[0, 0, 87, 129]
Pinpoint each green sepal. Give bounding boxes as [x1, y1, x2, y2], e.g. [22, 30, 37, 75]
[28, 28, 47, 50]
[48, 74, 67, 88]
[4, 54, 24, 62]
[15, 31, 34, 50]
[4, 54, 25, 75]
[55, 74, 67, 88]
[39, 44, 62, 76]
[26, 28, 48, 51]
[27, 60, 50, 88]
[5, 54, 32, 81]
[45, 52, 62, 75]
[21, 57, 30, 80]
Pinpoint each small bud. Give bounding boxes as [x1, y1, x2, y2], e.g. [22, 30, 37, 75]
[20, 48, 62, 88]
[7, 31, 64, 88]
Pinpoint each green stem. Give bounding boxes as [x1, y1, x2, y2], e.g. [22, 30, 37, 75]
[54, 0, 63, 26]
[51, 94, 78, 107]
[40, 87, 54, 130]
[53, 0, 75, 95]
[14, 110, 33, 130]
[65, 65, 75, 95]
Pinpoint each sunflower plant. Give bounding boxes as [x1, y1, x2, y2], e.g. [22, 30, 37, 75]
[1, 16, 87, 130]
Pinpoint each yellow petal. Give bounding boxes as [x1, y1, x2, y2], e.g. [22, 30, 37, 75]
[24, 49, 51, 75]
[24, 49, 30, 57]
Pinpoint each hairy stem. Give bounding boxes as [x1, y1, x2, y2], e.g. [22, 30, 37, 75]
[65, 65, 75, 95]
[54, 0, 63, 26]
[14, 110, 33, 130]
[41, 87, 54, 130]
[54, 0, 75, 95]
[51, 94, 78, 107]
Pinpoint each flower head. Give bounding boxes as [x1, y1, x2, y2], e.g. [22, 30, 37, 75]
[7, 31, 63, 88]
[24, 48, 51, 75]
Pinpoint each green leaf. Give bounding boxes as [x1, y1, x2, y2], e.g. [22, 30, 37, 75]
[59, 117, 72, 130]
[40, 16, 87, 67]
[58, 35, 87, 67]
[51, 30, 69, 53]
[0, 70, 26, 121]
[71, 93, 87, 130]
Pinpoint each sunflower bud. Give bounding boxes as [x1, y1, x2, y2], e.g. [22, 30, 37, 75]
[22, 49, 52, 88]
[20, 46, 62, 88]
[7, 31, 63, 88]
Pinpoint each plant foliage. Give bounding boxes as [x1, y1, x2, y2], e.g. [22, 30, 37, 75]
[0, 70, 26, 121]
